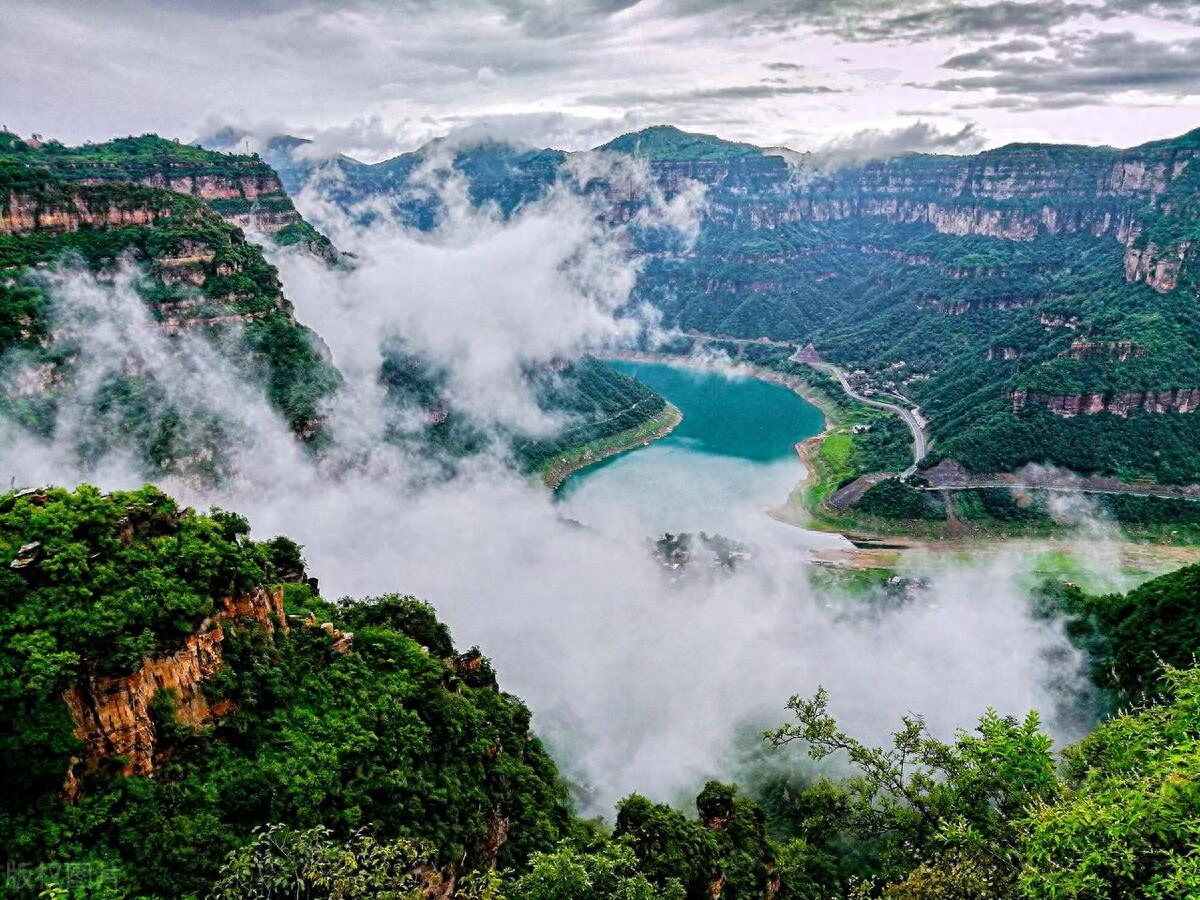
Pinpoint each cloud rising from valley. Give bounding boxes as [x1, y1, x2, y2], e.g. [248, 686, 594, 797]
[0, 163, 1106, 816]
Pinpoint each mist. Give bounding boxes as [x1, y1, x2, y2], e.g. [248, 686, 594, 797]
[0, 164, 1104, 818]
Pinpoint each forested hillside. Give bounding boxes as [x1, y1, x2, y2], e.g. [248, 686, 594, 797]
[4, 486, 1200, 899]
[0, 150, 342, 474]
[0, 130, 672, 484]
[257, 124, 1200, 484]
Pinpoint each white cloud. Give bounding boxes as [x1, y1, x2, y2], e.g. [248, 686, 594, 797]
[1, 191, 1104, 817]
[3, 0, 1198, 156]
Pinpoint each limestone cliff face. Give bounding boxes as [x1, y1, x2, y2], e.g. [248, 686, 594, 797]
[0, 189, 177, 234]
[1123, 238, 1194, 292]
[1010, 387, 1200, 417]
[62, 587, 287, 781]
[2, 181, 292, 334]
[626, 141, 1198, 277]
[1062, 340, 1145, 362]
[72, 166, 306, 238]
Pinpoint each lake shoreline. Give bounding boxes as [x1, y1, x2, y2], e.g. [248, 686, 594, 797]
[599, 350, 839, 506]
[591, 354, 1200, 578]
[542, 402, 683, 491]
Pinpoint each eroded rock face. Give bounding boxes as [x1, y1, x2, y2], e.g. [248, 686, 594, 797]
[1009, 387, 1200, 417]
[75, 168, 305, 236]
[1063, 340, 1145, 362]
[62, 587, 287, 780]
[0, 191, 174, 234]
[1124, 238, 1193, 292]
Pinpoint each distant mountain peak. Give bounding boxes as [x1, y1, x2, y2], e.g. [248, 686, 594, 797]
[596, 125, 765, 161]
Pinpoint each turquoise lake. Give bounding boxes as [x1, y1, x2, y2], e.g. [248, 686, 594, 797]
[558, 360, 843, 545]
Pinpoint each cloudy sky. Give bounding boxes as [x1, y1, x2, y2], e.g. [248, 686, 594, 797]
[5, 0, 1200, 160]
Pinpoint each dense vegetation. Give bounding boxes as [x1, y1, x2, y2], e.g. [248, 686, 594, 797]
[516, 357, 668, 473]
[1037, 561, 1200, 708]
[262, 124, 1200, 486]
[0, 486, 572, 898]
[5, 486, 1200, 898]
[376, 347, 671, 476]
[855, 479, 944, 521]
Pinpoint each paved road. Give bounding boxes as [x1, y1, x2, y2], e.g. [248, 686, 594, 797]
[794, 355, 929, 476]
[680, 333, 1200, 504]
[928, 480, 1200, 502]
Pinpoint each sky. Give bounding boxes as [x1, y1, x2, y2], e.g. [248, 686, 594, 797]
[4, 1, 1200, 162]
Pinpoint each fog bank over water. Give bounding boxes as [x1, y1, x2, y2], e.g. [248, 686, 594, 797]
[0, 169, 1109, 817]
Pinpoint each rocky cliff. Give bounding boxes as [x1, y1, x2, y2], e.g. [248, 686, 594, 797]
[1009, 387, 1200, 417]
[62, 587, 287, 782]
[1, 131, 337, 259]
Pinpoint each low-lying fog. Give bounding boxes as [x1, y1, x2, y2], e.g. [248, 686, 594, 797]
[0, 152, 1115, 815]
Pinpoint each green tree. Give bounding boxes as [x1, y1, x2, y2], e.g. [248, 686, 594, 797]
[507, 840, 674, 900]
[1020, 667, 1200, 899]
[766, 688, 1059, 896]
[210, 824, 444, 899]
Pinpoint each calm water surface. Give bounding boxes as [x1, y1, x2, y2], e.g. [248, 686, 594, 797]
[559, 361, 847, 547]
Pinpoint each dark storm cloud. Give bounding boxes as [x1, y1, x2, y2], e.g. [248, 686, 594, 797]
[942, 38, 1045, 70]
[927, 32, 1200, 109]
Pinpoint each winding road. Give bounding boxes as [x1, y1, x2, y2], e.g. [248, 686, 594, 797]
[677, 332, 930, 476]
[791, 354, 928, 476]
[672, 334, 1200, 507]
[783, 351, 1200, 505]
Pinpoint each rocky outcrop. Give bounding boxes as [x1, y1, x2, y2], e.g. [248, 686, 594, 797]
[1039, 313, 1080, 330]
[113, 172, 284, 202]
[1062, 340, 1145, 362]
[616, 137, 1198, 250]
[71, 167, 306, 238]
[1009, 387, 1200, 417]
[0, 190, 178, 234]
[62, 587, 286, 781]
[1124, 238, 1193, 292]
[924, 297, 1033, 315]
[987, 347, 1021, 361]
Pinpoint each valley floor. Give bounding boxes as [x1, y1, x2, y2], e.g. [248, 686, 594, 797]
[602, 346, 1200, 576]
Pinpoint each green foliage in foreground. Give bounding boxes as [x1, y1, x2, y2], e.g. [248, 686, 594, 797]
[0, 485, 570, 899]
[8, 485, 1200, 899]
[196, 666, 1200, 900]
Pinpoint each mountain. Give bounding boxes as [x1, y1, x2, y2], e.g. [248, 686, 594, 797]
[597, 125, 766, 161]
[0, 129, 673, 484]
[621, 128, 1200, 483]
[0, 145, 342, 471]
[263, 124, 1200, 487]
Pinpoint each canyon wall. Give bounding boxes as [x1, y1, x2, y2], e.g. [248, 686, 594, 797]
[1009, 387, 1200, 417]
